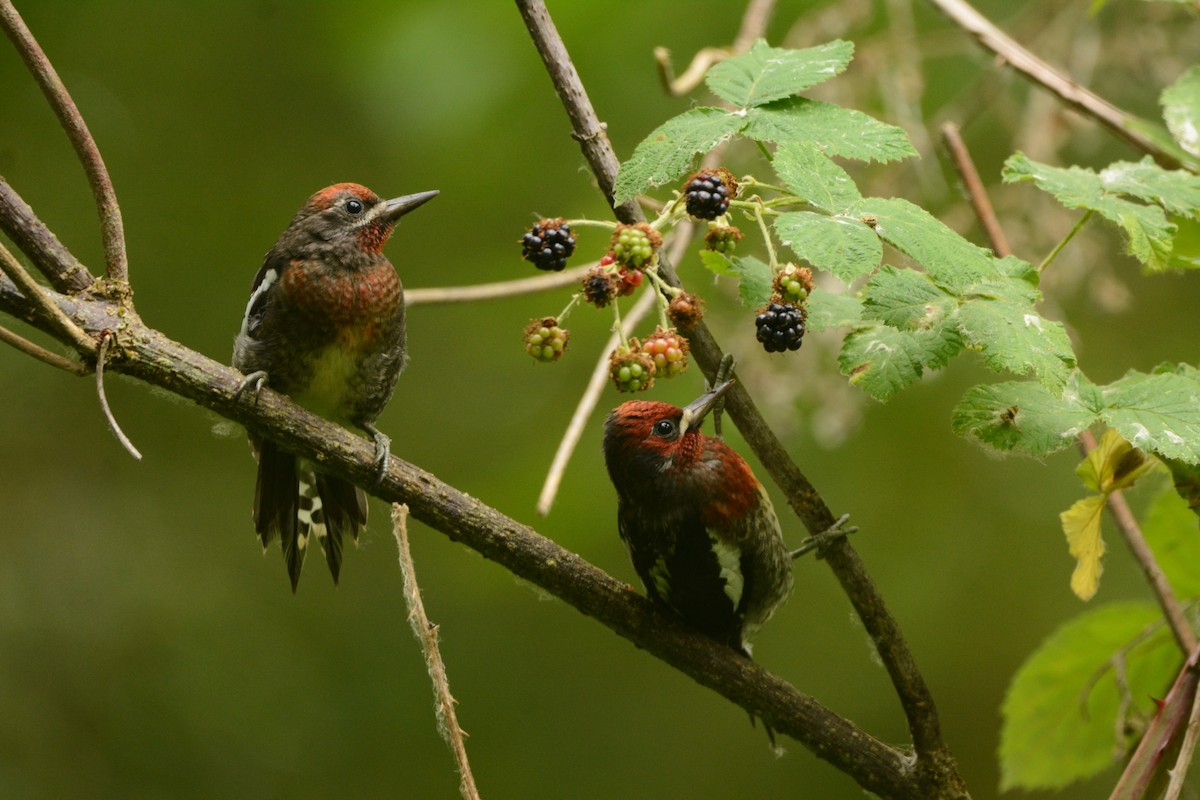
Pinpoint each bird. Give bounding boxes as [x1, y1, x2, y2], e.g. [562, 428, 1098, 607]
[233, 182, 437, 591]
[602, 379, 794, 658]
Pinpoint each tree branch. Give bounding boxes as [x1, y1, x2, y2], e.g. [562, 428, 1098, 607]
[0, 177, 93, 294]
[0, 0, 129, 284]
[513, 2, 963, 794]
[926, 0, 1188, 171]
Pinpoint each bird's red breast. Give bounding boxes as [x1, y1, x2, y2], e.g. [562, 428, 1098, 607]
[280, 257, 402, 347]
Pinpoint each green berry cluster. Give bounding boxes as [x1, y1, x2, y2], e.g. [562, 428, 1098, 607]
[524, 317, 569, 362]
[610, 223, 661, 269]
[704, 224, 743, 254]
[609, 343, 656, 393]
[774, 263, 813, 302]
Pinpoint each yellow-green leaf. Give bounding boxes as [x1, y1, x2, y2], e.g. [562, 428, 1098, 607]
[1077, 428, 1156, 493]
[1061, 494, 1106, 600]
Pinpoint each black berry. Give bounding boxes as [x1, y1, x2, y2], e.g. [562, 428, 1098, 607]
[684, 169, 737, 220]
[755, 302, 805, 353]
[521, 218, 576, 272]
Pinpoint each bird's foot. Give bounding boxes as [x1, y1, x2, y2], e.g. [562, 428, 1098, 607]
[710, 353, 735, 440]
[363, 423, 391, 487]
[791, 513, 857, 560]
[235, 370, 269, 403]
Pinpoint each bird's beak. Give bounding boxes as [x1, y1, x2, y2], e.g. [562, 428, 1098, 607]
[679, 379, 735, 435]
[380, 189, 439, 222]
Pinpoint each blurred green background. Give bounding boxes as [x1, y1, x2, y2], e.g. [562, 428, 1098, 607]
[3, 1, 1200, 797]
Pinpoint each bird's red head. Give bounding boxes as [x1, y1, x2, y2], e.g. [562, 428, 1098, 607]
[288, 183, 439, 258]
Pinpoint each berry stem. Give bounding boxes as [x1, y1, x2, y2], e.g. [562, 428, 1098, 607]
[563, 218, 618, 231]
[643, 268, 680, 331]
[738, 176, 787, 195]
[1037, 209, 1094, 274]
[752, 200, 781, 270]
[648, 194, 685, 231]
[558, 292, 582, 323]
[610, 296, 628, 348]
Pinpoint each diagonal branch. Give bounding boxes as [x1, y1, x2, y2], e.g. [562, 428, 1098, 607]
[513, 1, 962, 792]
[0, 277, 933, 799]
[0, 178, 93, 294]
[926, 0, 1188, 171]
[0, 0, 129, 284]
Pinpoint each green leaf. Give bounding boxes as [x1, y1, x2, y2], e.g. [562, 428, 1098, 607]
[613, 108, 746, 204]
[1098, 157, 1200, 219]
[728, 254, 774, 307]
[745, 98, 917, 163]
[805, 291, 863, 331]
[1101, 369, 1200, 463]
[955, 298, 1075, 389]
[774, 211, 881, 283]
[1141, 479, 1200, 599]
[772, 141, 862, 211]
[705, 39, 854, 108]
[853, 197, 995, 293]
[698, 249, 734, 277]
[952, 376, 1098, 458]
[1003, 153, 1178, 272]
[1162, 65, 1200, 158]
[838, 321, 962, 401]
[1000, 602, 1181, 791]
[861, 265, 954, 329]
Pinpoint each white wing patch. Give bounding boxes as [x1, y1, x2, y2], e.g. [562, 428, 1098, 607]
[709, 533, 744, 608]
[239, 267, 278, 338]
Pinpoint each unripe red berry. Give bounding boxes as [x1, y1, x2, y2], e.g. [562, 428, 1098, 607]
[615, 267, 643, 297]
[640, 327, 689, 378]
[667, 291, 706, 331]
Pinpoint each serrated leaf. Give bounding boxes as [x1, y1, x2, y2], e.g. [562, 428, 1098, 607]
[772, 141, 862, 211]
[1162, 65, 1200, 158]
[774, 211, 881, 283]
[744, 98, 917, 163]
[952, 377, 1097, 458]
[806, 291, 863, 331]
[1098, 157, 1200, 219]
[838, 321, 962, 401]
[705, 39, 854, 108]
[1000, 602, 1179, 791]
[1101, 369, 1200, 463]
[861, 265, 954, 329]
[854, 197, 995, 292]
[1061, 494, 1107, 600]
[728, 255, 774, 307]
[698, 249, 734, 277]
[613, 108, 746, 204]
[1141, 479, 1200, 598]
[1076, 428, 1157, 494]
[955, 299, 1075, 389]
[1003, 153, 1178, 272]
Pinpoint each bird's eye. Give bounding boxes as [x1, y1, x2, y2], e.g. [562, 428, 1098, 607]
[346, 198, 365, 215]
[652, 419, 677, 438]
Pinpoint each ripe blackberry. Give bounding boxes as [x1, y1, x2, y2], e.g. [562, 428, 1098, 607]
[684, 168, 737, 220]
[610, 223, 661, 269]
[609, 343, 656, 393]
[521, 218, 576, 272]
[582, 266, 619, 308]
[667, 291, 705, 331]
[755, 302, 805, 353]
[704, 224, 743, 254]
[641, 327, 689, 378]
[774, 263, 814, 302]
[524, 317, 570, 362]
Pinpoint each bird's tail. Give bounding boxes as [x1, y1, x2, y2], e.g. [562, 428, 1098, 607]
[254, 439, 367, 591]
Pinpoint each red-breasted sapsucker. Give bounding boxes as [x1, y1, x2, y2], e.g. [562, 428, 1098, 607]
[233, 182, 437, 591]
[603, 380, 793, 657]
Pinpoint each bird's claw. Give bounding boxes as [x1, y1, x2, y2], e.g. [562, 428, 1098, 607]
[364, 424, 391, 488]
[710, 354, 735, 440]
[791, 513, 857, 560]
[235, 370, 268, 403]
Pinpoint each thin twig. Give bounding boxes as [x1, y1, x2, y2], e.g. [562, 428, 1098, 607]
[95, 330, 142, 461]
[940, 122, 1011, 256]
[0, 241, 94, 354]
[407, 262, 592, 306]
[0, 323, 89, 374]
[654, 0, 775, 96]
[536, 272, 656, 516]
[0, 178, 93, 294]
[514, 1, 962, 792]
[391, 504, 480, 800]
[926, 0, 1187, 170]
[1164, 667, 1200, 800]
[0, 0, 129, 283]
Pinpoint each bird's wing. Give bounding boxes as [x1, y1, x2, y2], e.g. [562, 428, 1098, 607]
[239, 253, 285, 340]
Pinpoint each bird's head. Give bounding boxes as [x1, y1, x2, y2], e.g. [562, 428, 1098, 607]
[603, 380, 734, 490]
[286, 183, 438, 259]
